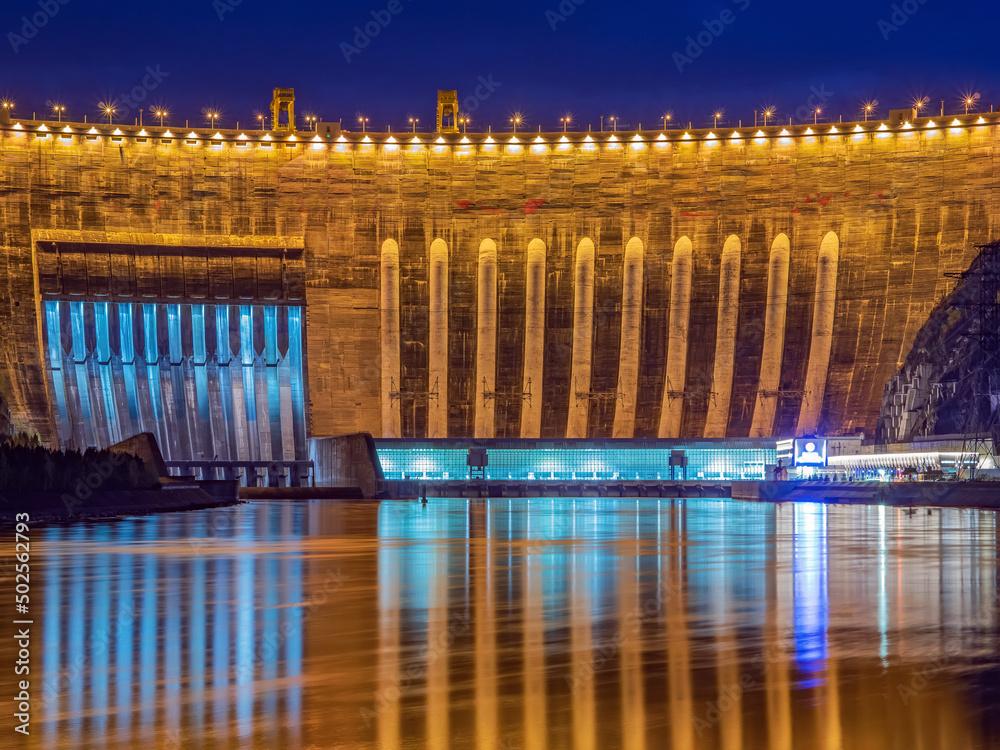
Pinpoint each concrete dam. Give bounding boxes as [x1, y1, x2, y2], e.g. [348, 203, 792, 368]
[1, 99, 996, 459]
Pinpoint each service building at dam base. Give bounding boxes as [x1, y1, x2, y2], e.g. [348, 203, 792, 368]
[2, 90, 998, 492]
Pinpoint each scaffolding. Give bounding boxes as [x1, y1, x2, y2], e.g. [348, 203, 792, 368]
[663, 378, 717, 406]
[575, 379, 625, 406]
[390, 377, 440, 407]
[482, 377, 532, 407]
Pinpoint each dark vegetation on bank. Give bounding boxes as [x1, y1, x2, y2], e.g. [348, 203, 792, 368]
[0, 390, 237, 522]
[0, 444, 157, 494]
[0, 389, 155, 494]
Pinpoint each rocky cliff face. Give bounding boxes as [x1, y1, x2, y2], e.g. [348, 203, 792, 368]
[876, 243, 999, 443]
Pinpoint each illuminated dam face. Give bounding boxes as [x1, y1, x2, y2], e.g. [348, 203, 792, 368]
[1, 116, 997, 452]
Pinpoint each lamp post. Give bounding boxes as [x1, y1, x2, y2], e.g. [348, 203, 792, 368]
[814, 107, 822, 124]
[609, 116, 617, 132]
[155, 110, 168, 127]
[713, 111, 723, 128]
[510, 115, 522, 133]
[257, 113, 265, 130]
[409, 117, 418, 133]
[103, 105, 115, 124]
[560, 115, 571, 132]
[663, 113, 672, 130]
[358, 116, 369, 133]
[52, 104, 65, 122]
[459, 116, 469, 133]
[762, 108, 774, 127]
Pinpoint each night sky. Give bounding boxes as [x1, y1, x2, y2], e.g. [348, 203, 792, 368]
[4, 0, 999, 132]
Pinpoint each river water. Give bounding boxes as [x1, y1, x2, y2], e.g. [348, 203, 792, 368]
[5, 498, 1000, 749]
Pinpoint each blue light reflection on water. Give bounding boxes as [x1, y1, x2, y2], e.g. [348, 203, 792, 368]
[34, 503, 309, 749]
[24, 498, 1000, 749]
[793, 502, 829, 685]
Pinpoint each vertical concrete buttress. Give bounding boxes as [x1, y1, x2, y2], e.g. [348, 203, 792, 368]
[474, 239, 498, 438]
[428, 238, 449, 438]
[612, 238, 644, 438]
[659, 237, 693, 438]
[704, 235, 742, 437]
[750, 234, 791, 438]
[796, 231, 840, 435]
[380, 240, 402, 438]
[566, 238, 596, 438]
[520, 239, 546, 438]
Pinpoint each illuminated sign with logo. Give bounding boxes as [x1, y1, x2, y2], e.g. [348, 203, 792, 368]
[793, 439, 828, 467]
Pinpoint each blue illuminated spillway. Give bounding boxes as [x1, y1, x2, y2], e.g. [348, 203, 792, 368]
[42, 300, 307, 461]
[375, 439, 777, 481]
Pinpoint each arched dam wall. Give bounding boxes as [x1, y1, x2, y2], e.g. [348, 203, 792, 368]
[1, 117, 996, 453]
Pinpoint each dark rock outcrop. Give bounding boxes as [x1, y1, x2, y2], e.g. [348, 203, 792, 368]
[877, 242, 999, 443]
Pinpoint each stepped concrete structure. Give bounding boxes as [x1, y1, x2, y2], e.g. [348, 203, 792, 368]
[1, 91, 997, 457]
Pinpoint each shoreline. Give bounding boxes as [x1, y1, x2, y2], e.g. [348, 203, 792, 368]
[0, 487, 240, 523]
[731, 480, 1000, 509]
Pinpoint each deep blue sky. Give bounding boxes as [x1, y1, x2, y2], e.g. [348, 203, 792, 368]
[4, 0, 999, 132]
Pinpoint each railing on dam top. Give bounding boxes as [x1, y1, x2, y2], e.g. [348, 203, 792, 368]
[166, 460, 314, 487]
[3, 113, 996, 151]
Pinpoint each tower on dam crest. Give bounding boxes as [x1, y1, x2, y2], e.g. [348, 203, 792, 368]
[0, 91, 996, 459]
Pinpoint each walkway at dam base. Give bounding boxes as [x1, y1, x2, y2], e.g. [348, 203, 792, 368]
[310, 434, 1000, 508]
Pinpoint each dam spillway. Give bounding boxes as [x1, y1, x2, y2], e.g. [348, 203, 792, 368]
[1, 114, 996, 457]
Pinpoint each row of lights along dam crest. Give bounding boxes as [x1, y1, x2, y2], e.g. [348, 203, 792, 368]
[1, 89, 995, 150]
